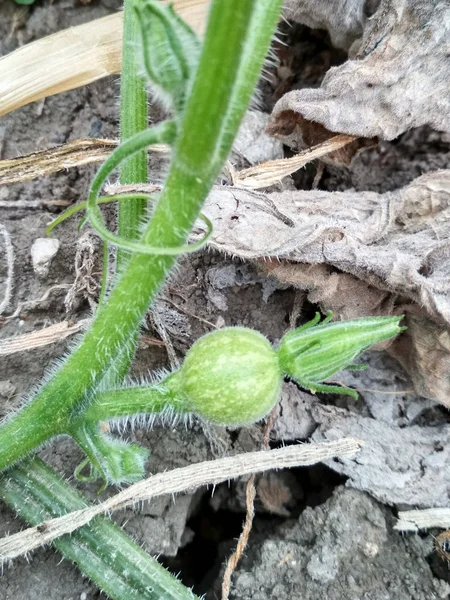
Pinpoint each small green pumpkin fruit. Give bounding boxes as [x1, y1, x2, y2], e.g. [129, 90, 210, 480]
[176, 327, 282, 426]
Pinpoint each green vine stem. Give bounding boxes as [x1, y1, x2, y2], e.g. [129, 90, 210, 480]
[83, 373, 182, 423]
[0, 457, 198, 600]
[0, 0, 284, 472]
[0, 2, 284, 598]
[105, 0, 151, 369]
[0, 7, 199, 596]
[118, 0, 149, 270]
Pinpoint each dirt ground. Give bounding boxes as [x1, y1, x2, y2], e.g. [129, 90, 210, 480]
[1, 1, 450, 599]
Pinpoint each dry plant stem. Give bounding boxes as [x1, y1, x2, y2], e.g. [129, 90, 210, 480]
[221, 476, 256, 600]
[0, 2, 209, 118]
[0, 135, 353, 189]
[0, 224, 14, 315]
[221, 408, 278, 600]
[0, 319, 91, 356]
[233, 134, 355, 188]
[394, 508, 450, 532]
[0, 439, 362, 561]
[0, 139, 118, 186]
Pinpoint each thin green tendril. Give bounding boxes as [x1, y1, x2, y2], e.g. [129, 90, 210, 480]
[85, 123, 213, 255]
[45, 194, 154, 237]
[46, 193, 213, 255]
[74, 457, 97, 482]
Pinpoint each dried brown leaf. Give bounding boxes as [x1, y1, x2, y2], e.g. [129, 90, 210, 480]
[274, 0, 450, 141]
[389, 313, 450, 406]
[283, 0, 368, 51]
[198, 171, 450, 322]
[266, 112, 377, 167]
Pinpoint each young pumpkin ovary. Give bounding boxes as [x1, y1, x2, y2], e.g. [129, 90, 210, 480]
[176, 327, 283, 426]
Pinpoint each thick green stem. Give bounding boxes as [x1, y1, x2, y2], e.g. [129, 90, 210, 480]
[0, 457, 198, 600]
[0, 0, 283, 472]
[219, 0, 283, 153]
[112, 0, 150, 375]
[118, 0, 149, 269]
[0, 3, 284, 598]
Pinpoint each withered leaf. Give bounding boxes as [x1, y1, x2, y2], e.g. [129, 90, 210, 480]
[274, 0, 450, 142]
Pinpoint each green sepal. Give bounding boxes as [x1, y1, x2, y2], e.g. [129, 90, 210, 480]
[302, 379, 359, 400]
[70, 422, 149, 486]
[134, 0, 201, 113]
[278, 314, 405, 396]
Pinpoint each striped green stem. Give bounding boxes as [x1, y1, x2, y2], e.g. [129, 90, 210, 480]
[0, 457, 198, 600]
[118, 0, 149, 268]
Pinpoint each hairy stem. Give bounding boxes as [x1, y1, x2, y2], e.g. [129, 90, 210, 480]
[0, 0, 282, 472]
[118, 0, 149, 269]
[0, 457, 198, 600]
[83, 373, 182, 423]
[0, 7, 196, 597]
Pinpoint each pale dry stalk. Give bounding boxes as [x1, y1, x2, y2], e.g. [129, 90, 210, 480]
[232, 135, 356, 188]
[0, 1, 209, 118]
[0, 439, 362, 562]
[0, 319, 90, 356]
[0, 224, 14, 315]
[0, 136, 353, 190]
[395, 508, 450, 532]
[0, 140, 118, 186]
[221, 406, 279, 600]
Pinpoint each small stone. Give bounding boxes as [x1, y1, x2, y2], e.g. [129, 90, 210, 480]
[363, 542, 380, 558]
[215, 315, 226, 328]
[30, 238, 60, 278]
[0, 380, 16, 399]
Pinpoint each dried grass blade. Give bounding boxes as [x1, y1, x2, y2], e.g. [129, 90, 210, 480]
[0, 439, 362, 561]
[0, 136, 348, 188]
[0, 319, 91, 356]
[0, 139, 118, 185]
[0, 1, 210, 118]
[233, 134, 356, 188]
